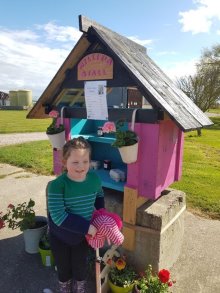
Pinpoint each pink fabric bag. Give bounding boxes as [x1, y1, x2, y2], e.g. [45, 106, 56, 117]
[86, 209, 124, 249]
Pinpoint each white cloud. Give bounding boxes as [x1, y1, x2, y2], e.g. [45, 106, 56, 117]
[179, 0, 220, 34]
[161, 59, 198, 80]
[36, 22, 82, 42]
[0, 23, 81, 99]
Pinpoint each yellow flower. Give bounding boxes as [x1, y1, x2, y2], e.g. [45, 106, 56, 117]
[115, 258, 126, 270]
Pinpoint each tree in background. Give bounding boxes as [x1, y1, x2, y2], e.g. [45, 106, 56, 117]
[177, 44, 220, 135]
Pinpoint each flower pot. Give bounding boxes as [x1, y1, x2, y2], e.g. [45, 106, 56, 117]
[108, 278, 134, 293]
[39, 247, 55, 267]
[47, 131, 65, 149]
[118, 142, 138, 164]
[23, 216, 47, 254]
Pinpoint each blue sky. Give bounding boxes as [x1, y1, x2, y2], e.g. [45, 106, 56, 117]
[0, 0, 219, 100]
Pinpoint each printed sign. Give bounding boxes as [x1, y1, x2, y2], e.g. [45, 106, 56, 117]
[84, 80, 108, 120]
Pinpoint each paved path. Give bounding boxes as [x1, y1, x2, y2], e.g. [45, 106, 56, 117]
[0, 132, 48, 146]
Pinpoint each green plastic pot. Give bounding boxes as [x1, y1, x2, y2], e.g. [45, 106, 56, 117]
[108, 278, 134, 293]
[39, 247, 55, 267]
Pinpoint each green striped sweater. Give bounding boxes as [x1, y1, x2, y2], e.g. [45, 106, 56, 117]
[48, 171, 104, 229]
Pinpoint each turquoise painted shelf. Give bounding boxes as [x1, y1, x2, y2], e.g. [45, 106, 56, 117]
[71, 132, 126, 192]
[92, 169, 125, 192]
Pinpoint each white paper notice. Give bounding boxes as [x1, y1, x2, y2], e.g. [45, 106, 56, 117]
[84, 81, 108, 120]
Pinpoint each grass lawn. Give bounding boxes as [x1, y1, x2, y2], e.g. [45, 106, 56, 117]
[0, 140, 53, 175]
[171, 121, 220, 219]
[206, 108, 220, 114]
[0, 110, 51, 133]
[0, 110, 219, 219]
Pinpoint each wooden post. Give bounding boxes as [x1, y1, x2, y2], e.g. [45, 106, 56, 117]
[122, 186, 148, 251]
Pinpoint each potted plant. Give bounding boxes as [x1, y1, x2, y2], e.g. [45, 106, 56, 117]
[133, 265, 175, 292]
[0, 198, 47, 254]
[46, 109, 65, 149]
[39, 231, 55, 267]
[108, 256, 137, 293]
[102, 119, 139, 164]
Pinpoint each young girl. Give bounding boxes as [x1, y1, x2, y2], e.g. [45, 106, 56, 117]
[47, 137, 104, 293]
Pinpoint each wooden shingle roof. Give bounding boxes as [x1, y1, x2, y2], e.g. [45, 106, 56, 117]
[28, 15, 213, 131]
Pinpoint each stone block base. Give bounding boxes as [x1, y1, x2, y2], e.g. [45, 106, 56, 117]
[105, 188, 186, 272]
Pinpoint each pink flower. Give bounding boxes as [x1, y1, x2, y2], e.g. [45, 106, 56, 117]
[102, 122, 116, 133]
[49, 110, 59, 118]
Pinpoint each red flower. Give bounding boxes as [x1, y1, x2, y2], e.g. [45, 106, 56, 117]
[158, 269, 170, 283]
[8, 204, 14, 209]
[139, 271, 145, 278]
[168, 281, 173, 287]
[0, 219, 5, 229]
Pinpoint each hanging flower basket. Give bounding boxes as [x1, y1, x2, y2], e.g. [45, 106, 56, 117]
[47, 130, 65, 149]
[110, 109, 139, 164]
[118, 142, 138, 164]
[46, 110, 65, 149]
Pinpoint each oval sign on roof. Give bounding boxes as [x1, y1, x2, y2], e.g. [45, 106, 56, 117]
[77, 53, 113, 81]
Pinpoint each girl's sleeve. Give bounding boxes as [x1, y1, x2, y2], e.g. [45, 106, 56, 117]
[94, 179, 105, 210]
[48, 180, 89, 234]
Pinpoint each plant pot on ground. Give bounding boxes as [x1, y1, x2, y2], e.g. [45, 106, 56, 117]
[39, 231, 55, 266]
[133, 265, 175, 293]
[0, 198, 48, 254]
[108, 256, 137, 293]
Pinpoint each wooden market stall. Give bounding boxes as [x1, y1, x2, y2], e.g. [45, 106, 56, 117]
[27, 16, 213, 254]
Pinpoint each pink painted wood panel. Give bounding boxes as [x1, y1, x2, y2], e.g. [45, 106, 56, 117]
[53, 149, 63, 175]
[155, 120, 181, 196]
[126, 120, 184, 200]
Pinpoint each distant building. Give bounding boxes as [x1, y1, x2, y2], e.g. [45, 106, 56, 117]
[0, 91, 10, 106]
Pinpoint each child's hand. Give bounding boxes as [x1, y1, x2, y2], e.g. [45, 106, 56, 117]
[88, 224, 97, 237]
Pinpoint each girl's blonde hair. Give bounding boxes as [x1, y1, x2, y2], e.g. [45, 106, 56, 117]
[62, 136, 92, 162]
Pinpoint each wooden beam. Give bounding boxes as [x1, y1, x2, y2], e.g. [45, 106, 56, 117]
[122, 186, 148, 251]
[61, 107, 163, 123]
